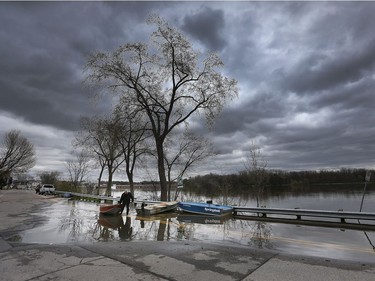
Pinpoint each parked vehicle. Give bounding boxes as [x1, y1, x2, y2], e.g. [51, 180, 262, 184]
[39, 184, 55, 195]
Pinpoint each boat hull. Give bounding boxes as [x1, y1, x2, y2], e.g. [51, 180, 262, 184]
[178, 202, 233, 216]
[136, 201, 178, 216]
[99, 204, 122, 216]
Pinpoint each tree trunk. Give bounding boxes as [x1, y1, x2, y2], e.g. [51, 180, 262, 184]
[127, 170, 135, 196]
[106, 165, 113, 196]
[156, 141, 168, 201]
[97, 165, 104, 195]
[167, 167, 172, 201]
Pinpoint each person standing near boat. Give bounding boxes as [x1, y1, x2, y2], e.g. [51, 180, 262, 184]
[119, 190, 134, 215]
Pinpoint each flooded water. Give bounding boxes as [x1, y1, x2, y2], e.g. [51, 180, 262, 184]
[19, 188, 375, 263]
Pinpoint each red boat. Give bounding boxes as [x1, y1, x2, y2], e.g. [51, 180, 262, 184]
[99, 204, 122, 215]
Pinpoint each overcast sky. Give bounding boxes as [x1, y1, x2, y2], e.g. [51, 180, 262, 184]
[1, 1, 375, 181]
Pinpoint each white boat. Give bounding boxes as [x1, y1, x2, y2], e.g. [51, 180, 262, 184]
[136, 201, 178, 216]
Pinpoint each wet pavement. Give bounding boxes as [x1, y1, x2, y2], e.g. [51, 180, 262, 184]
[1, 189, 375, 281]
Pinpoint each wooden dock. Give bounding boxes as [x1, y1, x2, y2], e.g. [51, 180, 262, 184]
[54, 190, 162, 205]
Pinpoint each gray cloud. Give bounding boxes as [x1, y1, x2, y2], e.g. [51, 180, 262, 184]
[181, 6, 227, 51]
[1, 2, 375, 180]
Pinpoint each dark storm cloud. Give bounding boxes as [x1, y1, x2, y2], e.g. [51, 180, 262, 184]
[0, 2, 107, 130]
[0, 2, 165, 131]
[285, 39, 375, 94]
[181, 6, 227, 51]
[270, 2, 375, 96]
[212, 92, 289, 136]
[1, 1, 375, 178]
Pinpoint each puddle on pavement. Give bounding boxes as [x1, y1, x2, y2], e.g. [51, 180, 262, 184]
[18, 198, 375, 263]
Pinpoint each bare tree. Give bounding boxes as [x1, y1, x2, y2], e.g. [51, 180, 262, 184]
[85, 15, 238, 200]
[114, 101, 151, 195]
[0, 130, 36, 185]
[94, 154, 106, 195]
[75, 116, 124, 196]
[164, 131, 215, 201]
[244, 143, 268, 207]
[66, 150, 91, 192]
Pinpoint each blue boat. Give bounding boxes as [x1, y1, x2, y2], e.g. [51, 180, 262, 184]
[178, 201, 233, 216]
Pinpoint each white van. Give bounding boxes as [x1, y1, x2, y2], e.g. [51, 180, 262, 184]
[39, 184, 55, 195]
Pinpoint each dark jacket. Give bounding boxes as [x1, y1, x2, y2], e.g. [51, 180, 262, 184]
[120, 192, 134, 204]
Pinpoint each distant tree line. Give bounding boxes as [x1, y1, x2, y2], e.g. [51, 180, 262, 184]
[183, 168, 374, 196]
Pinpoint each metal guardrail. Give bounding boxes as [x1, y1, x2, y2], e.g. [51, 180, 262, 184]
[233, 207, 375, 221]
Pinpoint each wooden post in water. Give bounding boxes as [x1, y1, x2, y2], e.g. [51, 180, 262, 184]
[360, 171, 371, 212]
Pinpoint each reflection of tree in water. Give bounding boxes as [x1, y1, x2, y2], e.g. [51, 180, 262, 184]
[136, 216, 181, 241]
[177, 221, 196, 240]
[58, 204, 84, 241]
[225, 215, 273, 249]
[97, 224, 115, 241]
[248, 220, 272, 249]
[137, 219, 159, 240]
[157, 219, 167, 241]
[57, 200, 103, 242]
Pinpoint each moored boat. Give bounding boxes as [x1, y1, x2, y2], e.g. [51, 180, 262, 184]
[136, 201, 178, 216]
[99, 203, 122, 216]
[178, 201, 233, 216]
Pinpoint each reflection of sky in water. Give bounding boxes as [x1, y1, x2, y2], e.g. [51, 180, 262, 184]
[20, 190, 375, 263]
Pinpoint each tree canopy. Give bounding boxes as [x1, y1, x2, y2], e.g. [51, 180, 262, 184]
[85, 15, 238, 200]
[0, 130, 36, 184]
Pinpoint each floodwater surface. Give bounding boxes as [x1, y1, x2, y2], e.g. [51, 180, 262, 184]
[19, 189, 375, 263]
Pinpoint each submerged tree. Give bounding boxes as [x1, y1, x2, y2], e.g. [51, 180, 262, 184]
[85, 15, 237, 200]
[244, 143, 268, 207]
[164, 130, 215, 201]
